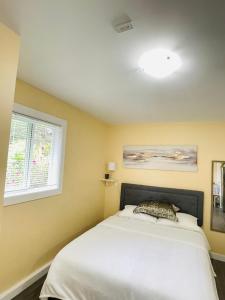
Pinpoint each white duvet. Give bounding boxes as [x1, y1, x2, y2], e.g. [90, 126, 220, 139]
[40, 216, 218, 300]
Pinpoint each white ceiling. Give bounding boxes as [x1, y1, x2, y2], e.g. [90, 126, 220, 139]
[0, 0, 225, 124]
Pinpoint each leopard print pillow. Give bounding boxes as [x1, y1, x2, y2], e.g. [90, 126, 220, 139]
[133, 201, 178, 222]
[172, 204, 180, 212]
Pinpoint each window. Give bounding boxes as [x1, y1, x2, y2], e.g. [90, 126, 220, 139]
[4, 104, 67, 206]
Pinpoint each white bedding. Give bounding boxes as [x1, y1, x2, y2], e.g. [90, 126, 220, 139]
[40, 215, 218, 300]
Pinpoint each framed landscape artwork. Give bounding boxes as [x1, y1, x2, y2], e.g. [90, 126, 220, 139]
[123, 145, 197, 172]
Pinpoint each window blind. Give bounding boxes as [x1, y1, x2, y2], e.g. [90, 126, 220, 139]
[5, 112, 60, 195]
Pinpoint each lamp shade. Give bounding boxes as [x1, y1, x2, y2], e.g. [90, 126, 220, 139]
[107, 162, 116, 171]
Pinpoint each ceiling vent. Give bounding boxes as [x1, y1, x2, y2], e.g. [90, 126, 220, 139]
[113, 15, 134, 33]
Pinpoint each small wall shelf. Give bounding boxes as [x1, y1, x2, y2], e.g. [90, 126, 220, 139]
[101, 178, 116, 185]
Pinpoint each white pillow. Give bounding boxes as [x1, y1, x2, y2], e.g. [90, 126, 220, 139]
[157, 213, 198, 231]
[117, 205, 157, 223]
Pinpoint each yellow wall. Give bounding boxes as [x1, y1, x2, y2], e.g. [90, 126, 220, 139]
[0, 79, 108, 292]
[105, 122, 225, 255]
[0, 23, 20, 214]
[0, 23, 20, 290]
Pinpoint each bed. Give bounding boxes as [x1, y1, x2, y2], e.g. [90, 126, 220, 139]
[40, 183, 218, 300]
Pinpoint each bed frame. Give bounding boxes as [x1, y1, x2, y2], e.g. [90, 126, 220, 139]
[47, 183, 204, 300]
[120, 183, 204, 226]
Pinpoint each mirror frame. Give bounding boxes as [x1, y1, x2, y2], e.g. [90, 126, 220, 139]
[211, 160, 225, 233]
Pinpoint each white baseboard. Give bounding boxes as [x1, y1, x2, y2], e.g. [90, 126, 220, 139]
[210, 251, 225, 262]
[0, 261, 52, 300]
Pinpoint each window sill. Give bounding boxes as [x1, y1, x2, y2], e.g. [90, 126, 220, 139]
[4, 186, 62, 206]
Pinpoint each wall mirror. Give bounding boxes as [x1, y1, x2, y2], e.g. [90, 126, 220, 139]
[211, 161, 225, 233]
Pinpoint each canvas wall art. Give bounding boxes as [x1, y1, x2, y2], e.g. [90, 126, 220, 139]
[123, 145, 197, 172]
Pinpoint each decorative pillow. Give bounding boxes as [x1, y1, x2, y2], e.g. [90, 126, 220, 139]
[172, 204, 180, 212]
[117, 205, 157, 223]
[133, 201, 178, 222]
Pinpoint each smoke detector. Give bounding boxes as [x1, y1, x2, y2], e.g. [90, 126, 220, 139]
[113, 15, 134, 33]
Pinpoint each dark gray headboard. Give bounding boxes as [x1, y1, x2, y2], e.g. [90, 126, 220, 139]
[120, 183, 204, 226]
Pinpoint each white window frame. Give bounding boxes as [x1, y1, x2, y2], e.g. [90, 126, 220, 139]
[4, 103, 67, 206]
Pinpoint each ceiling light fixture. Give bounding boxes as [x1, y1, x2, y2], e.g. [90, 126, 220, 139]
[138, 49, 182, 79]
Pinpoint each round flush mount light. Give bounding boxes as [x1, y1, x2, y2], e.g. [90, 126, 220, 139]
[138, 49, 182, 79]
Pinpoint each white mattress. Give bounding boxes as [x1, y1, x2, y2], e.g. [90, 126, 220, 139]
[40, 215, 218, 300]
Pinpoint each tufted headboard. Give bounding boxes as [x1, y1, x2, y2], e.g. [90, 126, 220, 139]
[120, 183, 204, 226]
